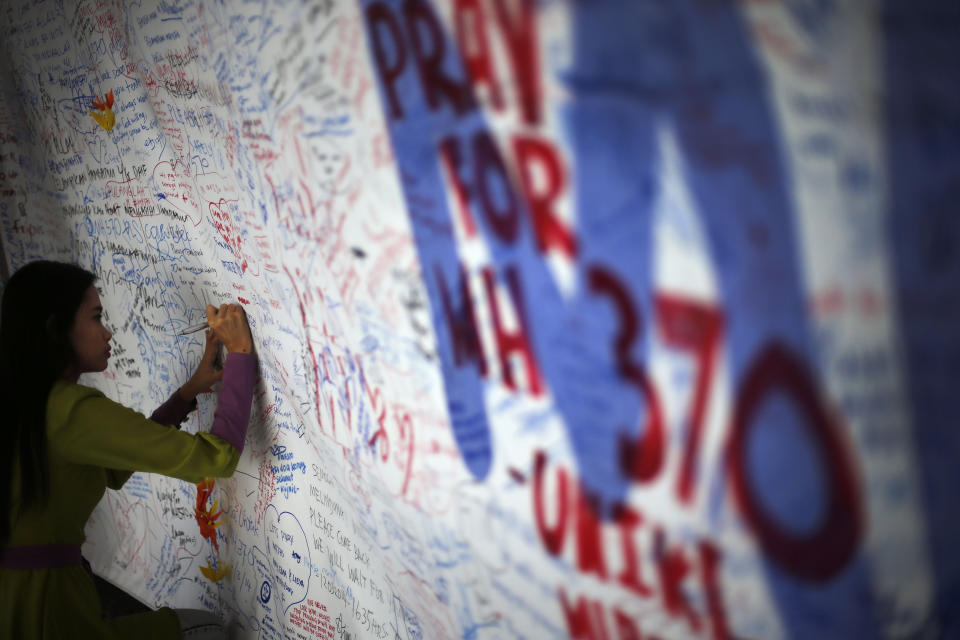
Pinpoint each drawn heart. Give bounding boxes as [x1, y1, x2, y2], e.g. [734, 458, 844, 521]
[263, 504, 311, 616]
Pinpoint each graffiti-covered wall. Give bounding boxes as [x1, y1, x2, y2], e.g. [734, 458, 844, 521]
[0, 0, 957, 638]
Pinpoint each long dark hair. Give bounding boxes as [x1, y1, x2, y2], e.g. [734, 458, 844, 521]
[0, 260, 96, 544]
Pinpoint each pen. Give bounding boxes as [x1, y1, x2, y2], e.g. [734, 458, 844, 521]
[179, 322, 209, 335]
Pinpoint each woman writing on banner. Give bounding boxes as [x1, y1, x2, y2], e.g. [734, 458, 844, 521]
[0, 260, 257, 639]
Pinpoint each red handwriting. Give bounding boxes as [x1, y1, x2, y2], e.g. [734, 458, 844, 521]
[209, 198, 247, 273]
[290, 599, 334, 638]
[253, 455, 277, 525]
[153, 159, 200, 224]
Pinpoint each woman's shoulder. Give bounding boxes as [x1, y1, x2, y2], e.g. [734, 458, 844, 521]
[47, 381, 106, 427]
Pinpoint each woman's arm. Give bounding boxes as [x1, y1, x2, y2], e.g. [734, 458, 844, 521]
[103, 391, 199, 488]
[149, 392, 197, 429]
[206, 352, 256, 452]
[103, 331, 219, 488]
[67, 303, 258, 484]
[49, 355, 257, 483]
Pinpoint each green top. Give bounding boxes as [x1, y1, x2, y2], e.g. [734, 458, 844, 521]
[1, 381, 243, 639]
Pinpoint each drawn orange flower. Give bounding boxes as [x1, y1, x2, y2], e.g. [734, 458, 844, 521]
[91, 89, 114, 111]
[196, 477, 214, 511]
[194, 477, 224, 553]
[89, 89, 116, 132]
[199, 559, 232, 583]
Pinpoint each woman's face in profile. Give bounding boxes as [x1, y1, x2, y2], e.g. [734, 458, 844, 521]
[68, 286, 113, 375]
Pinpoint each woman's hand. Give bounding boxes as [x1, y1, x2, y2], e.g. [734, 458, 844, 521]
[178, 330, 223, 402]
[206, 303, 253, 354]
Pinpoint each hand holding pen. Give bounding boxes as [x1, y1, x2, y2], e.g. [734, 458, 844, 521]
[205, 303, 253, 354]
[178, 329, 223, 401]
[179, 321, 209, 335]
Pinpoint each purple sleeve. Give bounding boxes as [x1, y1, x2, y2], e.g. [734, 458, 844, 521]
[209, 352, 257, 452]
[150, 391, 197, 428]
